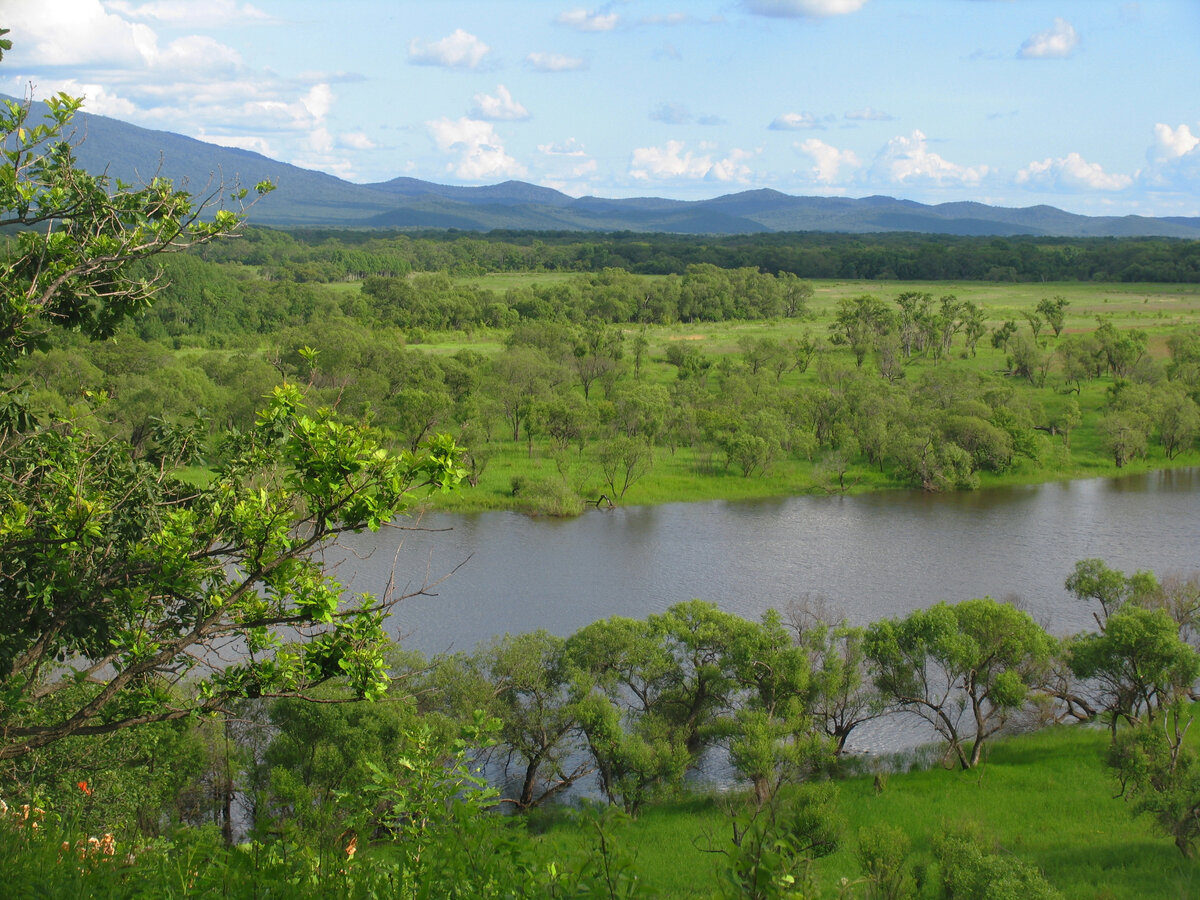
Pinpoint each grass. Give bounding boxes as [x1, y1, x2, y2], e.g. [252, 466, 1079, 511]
[528, 723, 1200, 898]
[412, 279, 1200, 515]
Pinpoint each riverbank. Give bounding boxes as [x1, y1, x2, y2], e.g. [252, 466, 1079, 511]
[427, 445, 1200, 515]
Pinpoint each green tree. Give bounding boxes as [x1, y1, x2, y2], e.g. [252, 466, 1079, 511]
[1068, 606, 1199, 732]
[0, 63, 463, 761]
[865, 598, 1053, 769]
[1107, 703, 1200, 858]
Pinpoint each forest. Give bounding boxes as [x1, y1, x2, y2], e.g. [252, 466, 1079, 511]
[3, 65, 1200, 900]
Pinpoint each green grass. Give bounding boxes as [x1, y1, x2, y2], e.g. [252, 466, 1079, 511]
[529, 723, 1200, 899]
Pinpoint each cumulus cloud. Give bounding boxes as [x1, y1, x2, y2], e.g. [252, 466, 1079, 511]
[629, 140, 754, 182]
[108, 0, 274, 27]
[526, 51, 586, 72]
[872, 130, 988, 185]
[1018, 18, 1079, 59]
[409, 29, 490, 69]
[770, 112, 818, 130]
[6, 0, 158, 67]
[1016, 153, 1132, 191]
[796, 138, 861, 183]
[300, 83, 334, 120]
[427, 117, 527, 180]
[471, 85, 530, 121]
[845, 107, 894, 122]
[556, 8, 620, 31]
[1150, 123, 1200, 163]
[745, 0, 869, 18]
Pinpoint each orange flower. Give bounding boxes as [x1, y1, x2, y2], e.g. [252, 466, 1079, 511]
[77, 781, 91, 796]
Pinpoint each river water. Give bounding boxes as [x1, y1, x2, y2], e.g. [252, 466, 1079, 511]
[329, 467, 1198, 759]
[335, 468, 1200, 653]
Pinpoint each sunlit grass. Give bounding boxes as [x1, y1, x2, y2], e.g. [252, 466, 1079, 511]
[530, 723, 1200, 899]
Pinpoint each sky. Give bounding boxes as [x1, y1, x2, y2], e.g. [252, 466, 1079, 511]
[3, 0, 1199, 217]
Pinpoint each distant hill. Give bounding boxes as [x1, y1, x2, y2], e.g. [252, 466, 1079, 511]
[17, 97, 1200, 238]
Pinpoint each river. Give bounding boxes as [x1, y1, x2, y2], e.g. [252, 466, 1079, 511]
[334, 468, 1200, 656]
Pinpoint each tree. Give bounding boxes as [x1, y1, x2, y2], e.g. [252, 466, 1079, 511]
[1108, 703, 1200, 858]
[469, 631, 589, 810]
[0, 63, 464, 760]
[865, 598, 1053, 769]
[830, 294, 894, 368]
[1036, 296, 1069, 339]
[1068, 606, 1199, 733]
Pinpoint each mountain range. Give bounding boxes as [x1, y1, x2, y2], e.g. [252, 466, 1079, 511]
[33, 98, 1200, 238]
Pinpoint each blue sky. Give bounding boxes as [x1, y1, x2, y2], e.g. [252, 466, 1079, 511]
[4, 1, 1198, 216]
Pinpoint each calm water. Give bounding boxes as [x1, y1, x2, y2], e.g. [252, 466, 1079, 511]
[333, 468, 1200, 660]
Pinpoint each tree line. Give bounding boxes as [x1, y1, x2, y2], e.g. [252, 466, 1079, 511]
[185, 226, 1200, 284]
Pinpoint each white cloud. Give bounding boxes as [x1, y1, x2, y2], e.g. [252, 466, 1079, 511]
[5, 0, 158, 66]
[526, 51, 586, 72]
[471, 85, 530, 121]
[745, 0, 869, 18]
[845, 107, 894, 122]
[409, 29, 490, 69]
[1150, 123, 1200, 162]
[556, 8, 620, 31]
[198, 131, 276, 157]
[538, 138, 588, 157]
[340, 132, 377, 151]
[629, 140, 754, 182]
[1019, 18, 1079, 59]
[301, 84, 334, 120]
[152, 34, 243, 74]
[427, 117, 527, 180]
[1016, 153, 1132, 191]
[770, 111, 817, 130]
[796, 138, 861, 183]
[873, 130, 988, 185]
[108, 0, 274, 27]
[708, 148, 756, 183]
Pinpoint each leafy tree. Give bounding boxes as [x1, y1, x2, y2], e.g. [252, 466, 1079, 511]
[830, 294, 895, 368]
[1107, 703, 1200, 858]
[0, 63, 463, 761]
[474, 630, 588, 810]
[1067, 606, 1199, 732]
[1065, 557, 1158, 630]
[1036, 296, 1069, 339]
[727, 610, 831, 806]
[865, 598, 1053, 769]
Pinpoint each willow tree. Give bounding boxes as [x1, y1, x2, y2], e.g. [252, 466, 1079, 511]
[0, 32, 463, 760]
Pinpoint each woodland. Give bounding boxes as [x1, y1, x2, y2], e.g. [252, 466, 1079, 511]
[4, 32, 1200, 898]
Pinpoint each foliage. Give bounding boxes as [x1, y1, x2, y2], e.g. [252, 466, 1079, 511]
[1107, 704, 1200, 858]
[865, 598, 1054, 769]
[716, 783, 841, 900]
[0, 66, 464, 761]
[931, 825, 1063, 900]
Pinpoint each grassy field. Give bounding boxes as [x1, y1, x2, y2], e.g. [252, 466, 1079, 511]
[417, 279, 1200, 514]
[528, 723, 1198, 899]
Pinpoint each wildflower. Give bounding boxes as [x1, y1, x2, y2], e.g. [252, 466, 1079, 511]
[344, 834, 358, 859]
[77, 781, 92, 797]
[99, 833, 115, 857]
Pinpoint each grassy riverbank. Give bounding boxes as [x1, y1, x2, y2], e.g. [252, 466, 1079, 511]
[529, 723, 1197, 899]
[419, 277, 1200, 514]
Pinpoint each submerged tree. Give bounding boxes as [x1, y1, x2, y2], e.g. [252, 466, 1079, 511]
[864, 598, 1053, 769]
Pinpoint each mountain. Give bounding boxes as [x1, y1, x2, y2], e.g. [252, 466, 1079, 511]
[20, 98, 1200, 238]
